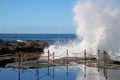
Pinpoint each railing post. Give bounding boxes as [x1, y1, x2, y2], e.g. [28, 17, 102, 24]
[103, 51, 108, 79]
[103, 51, 107, 65]
[98, 49, 100, 61]
[84, 49, 86, 64]
[66, 49, 68, 76]
[53, 52, 55, 66]
[47, 50, 50, 75]
[84, 49, 86, 77]
[48, 50, 50, 66]
[67, 49, 68, 64]
[18, 54, 21, 68]
[97, 50, 100, 72]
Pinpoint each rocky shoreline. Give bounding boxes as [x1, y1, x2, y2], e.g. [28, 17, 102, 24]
[0, 39, 120, 69]
[0, 39, 50, 54]
[0, 39, 50, 67]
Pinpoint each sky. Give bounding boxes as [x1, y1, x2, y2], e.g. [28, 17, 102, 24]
[0, 0, 76, 34]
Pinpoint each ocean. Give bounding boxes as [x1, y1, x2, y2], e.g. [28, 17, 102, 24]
[0, 34, 76, 43]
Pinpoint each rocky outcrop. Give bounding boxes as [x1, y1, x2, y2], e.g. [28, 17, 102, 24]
[0, 39, 50, 55]
[0, 58, 15, 67]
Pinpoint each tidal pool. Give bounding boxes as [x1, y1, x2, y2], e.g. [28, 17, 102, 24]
[0, 65, 120, 80]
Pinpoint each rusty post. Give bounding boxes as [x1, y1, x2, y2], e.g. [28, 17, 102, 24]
[84, 49, 86, 64]
[47, 50, 50, 75]
[53, 52, 55, 66]
[48, 50, 50, 66]
[103, 51, 108, 79]
[66, 49, 68, 76]
[103, 51, 107, 65]
[67, 49, 68, 64]
[84, 49, 86, 77]
[98, 49, 100, 61]
[18, 54, 20, 68]
[98, 49, 100, 72]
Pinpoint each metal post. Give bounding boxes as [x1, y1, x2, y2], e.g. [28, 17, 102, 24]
[98, 49, 100, 61]
[98, 49, 100, 72]
[84, 49, 86, 77]
[48, 50, 50, 66]
[103, 51, 108, 79]
[53, 52, 55, 66]
[47, 50, 50, 75]
[103, 51, 107, 65]
[18, 54, 21, 68]
[84, 49, 86, 64]
[66, 49, 68, 76]
[67, 49, 68, 64]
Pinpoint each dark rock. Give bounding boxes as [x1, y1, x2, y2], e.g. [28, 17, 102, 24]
[0, 47, 13, 54]
[0, 58, 15, 67]
[15, 46, 43, 53]
[0, 39, 50, 55]
[113, 61, 120, 64]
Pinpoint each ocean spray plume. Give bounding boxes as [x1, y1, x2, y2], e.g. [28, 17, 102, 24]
[44, 0, 120, 61]
[73, 0, 120, 61]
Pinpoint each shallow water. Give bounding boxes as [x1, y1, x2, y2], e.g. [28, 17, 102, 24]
[0, 65, 120, 80]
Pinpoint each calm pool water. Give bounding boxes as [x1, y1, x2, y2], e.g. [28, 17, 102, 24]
[0, 65, 120, 80]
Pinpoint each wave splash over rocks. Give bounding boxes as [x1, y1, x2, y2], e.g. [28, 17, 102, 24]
[45, 0, 120, 61]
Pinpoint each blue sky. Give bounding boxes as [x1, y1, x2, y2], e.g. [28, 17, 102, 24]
[0, 0, 76, 34]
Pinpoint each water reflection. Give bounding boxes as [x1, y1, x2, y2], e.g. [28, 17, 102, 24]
[0, 65, 120, 80]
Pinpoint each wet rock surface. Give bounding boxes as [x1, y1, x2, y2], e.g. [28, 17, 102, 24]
[0, 39, 50, 67]
[0, 39, 50, 54]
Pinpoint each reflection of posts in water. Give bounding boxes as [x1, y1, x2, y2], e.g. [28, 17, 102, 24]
[84, 49, 86, 77]
[52, 52, 55, 80]
[36, 68, 39, 80]
[47, 66, 50, 75]
[52, 66, 55, 80]
[18, 54, 21, 80]
[103, 51, 108, 79]
[18, 67, 21, 80]
[67, 63, 68, 77]
[84, 62, 86, 78]
[36, 55, 39, 80]
[104, 65, 107, 80]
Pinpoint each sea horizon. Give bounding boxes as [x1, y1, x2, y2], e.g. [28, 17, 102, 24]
[0, 34, 77, 43]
